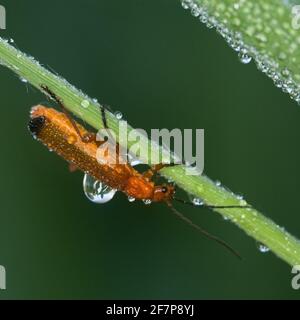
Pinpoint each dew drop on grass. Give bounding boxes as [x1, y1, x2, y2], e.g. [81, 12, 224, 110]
[179, 0, 300, 105]
[236, 194, 244, 201]
[83, 173, 116, 204]
[114, 111, 123, 120]
[81, 99, 90, 109]
[181, 0, 190, 10]
[239, 199, 247, 206]
[257, 243, 270, 253]
[191, 6, 200, 17]
[278, 52, 287, 60]
[192, 198, 204, 206]
[255, 33, 268, 43]
[239, 52, 252, 64]
[282, 68, 290, 78]
[215, 180, 221, 187]
[206, 21, 214, 29]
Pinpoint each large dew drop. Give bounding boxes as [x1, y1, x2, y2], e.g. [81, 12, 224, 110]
[83, 173, 116, 204]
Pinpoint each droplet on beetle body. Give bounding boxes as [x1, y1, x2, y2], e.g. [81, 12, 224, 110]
[128, 196, 136, 202]
[67, 135, 77, 145]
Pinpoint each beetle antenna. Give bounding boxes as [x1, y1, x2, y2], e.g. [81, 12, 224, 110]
[166, 201, 242, 259]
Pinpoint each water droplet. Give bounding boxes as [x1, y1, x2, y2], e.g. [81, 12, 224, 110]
[20, 77, 28, 83]
[206, 20, 214, 29]
[257, 243, 270, 253]
[255, 33, 268, 43]
[192, 7, 202, 17]
[81, 99, 90, 109]
[181, 0, 190, 10]
[192, 198, 204, 206]
[239, 199, 247, 206]
[278, 52, 287, 60]
[179, 0, 300, 106]
[274, 76, 283, 88]
[215, 180, 221, 187]
[282, 68, 290, 78]
[233, 3, 240, 10]
[67, 135, 77, 145]
[256, 60, 268, 73]
[229, 39, 242, 52]
[245, 26, 255, 37]
[83, 174, 116, 204]
[239, 52, 252, 64]
[9, 38, 14, 43]
[143, 199, 152, 205]
[130, 159, 142, 167]
[199, 13, 208, 23]
[128, 196, 136, 203]
[127, 153, 142, 167]
[232, 17, 241, 27]
[115, 111, 123, 120]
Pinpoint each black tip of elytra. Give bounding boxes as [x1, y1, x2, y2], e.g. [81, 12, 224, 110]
[28, 116, 45, 136]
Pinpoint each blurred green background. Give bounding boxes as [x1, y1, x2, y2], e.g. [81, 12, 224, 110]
[0, 0, 300, 299]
